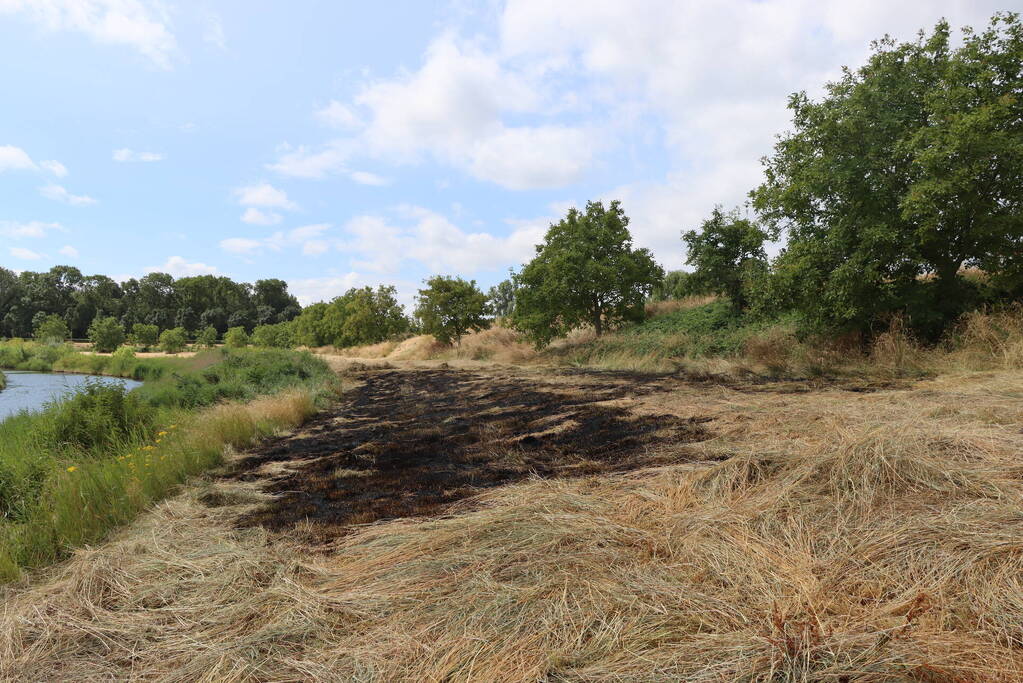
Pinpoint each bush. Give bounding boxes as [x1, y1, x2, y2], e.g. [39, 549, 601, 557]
[39, 382, 155, 454]
[224, 326, 249, 349]
[131, 323, 160, 350]
[87, 316, 125, 353]
[33, 314, 70, 344]
[251, 322, 295, 348]
[158, 327, 188, 354]
[195, 326, 218, 349]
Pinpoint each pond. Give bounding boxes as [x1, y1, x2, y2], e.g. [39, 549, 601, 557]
[0, 371, 143, 422]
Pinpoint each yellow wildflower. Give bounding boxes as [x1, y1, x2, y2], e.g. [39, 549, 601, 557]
[155, 439, 162, 444]
[157, 431, 168, 437]
[66, 466, 77, 473]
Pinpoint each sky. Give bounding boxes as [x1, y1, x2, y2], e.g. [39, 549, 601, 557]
[0, 0, 1012, 307]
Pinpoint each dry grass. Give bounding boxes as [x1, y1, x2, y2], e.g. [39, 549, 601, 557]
[1, 364, 1022, 680]
[325, 327, 538, 364]
[644, 294, 719, 318]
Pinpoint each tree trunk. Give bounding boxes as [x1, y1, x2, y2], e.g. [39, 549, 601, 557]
[592, 307, 603, 337]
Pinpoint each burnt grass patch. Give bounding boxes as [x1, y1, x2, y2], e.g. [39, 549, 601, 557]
[231, 368, 712, 535]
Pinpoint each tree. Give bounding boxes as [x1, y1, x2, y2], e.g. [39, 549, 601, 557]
[195, 325, 219, 349]
[331, 285, 411, 347]
[414, 276, 490, 345]
[224, 326, 249, 349]
[650, 271, 696, 302]
[751, 13, 1023, 337]
[88, 316, 125, 352]
[130, 323, 160, 350]
[488, 275, 518, 318]
[158, 327, 188, 354]
[682, 207, 768, 310]
[251, 322, 295, 348]
[34, 314, 70, 343]
[291, 302, 329, 347]
[511, 200, 663, 346]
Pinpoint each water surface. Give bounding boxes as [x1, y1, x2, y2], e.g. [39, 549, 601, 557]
[0, 371, 143, 422]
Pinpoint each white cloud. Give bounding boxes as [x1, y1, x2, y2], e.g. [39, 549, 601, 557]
[0, 0, 177, 68]
[0, 145, 68, 177]
[334, 34, 593, 189]
[113, 148, 164, 162]
[349, 170, 389, 186]
[315, 100, 361, 130]
[219, 237, 263, 255]
[59, 245, 79, 258]
[267, 142, 350, 180]
[39, 160, 68, 177]
[0, 145, 37, 172]
[0, 220, 64, 238]
[10, 247, 43, 260]
[467, 126, 595, 190]
[220, 223, 332, 258]
[339, 205, 546, 275]
[233, 182, 297, 209]
[146, 256, 219, 276]
[39, 184, 97, 206]
[240, 207, 282, 225]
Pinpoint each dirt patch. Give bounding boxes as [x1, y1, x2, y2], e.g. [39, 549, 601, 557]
[230, 368, 712, 536]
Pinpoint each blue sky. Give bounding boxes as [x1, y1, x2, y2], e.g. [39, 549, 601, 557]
[0, 0, 1009, 306]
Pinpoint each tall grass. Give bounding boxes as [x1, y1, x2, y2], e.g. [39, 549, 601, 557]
[0, 344, 336, 581]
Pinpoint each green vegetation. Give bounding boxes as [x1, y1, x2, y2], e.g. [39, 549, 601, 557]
[682, 208, 767, 310]
[290, 285, 411, 348]
[224, 326, 249, 349]
[195, 325, 219, 349]
[130, 323, 160, 350]
[746, 14, 1023, 339]
[415, 276, 491, 345]
[0, 269, 299, 340]
[87, 315, 126, 352]
[0, 342, 335, 580]
[158, 326, 189, 354]
[511, 200, 663, 345]
[32, 314, 69, 344]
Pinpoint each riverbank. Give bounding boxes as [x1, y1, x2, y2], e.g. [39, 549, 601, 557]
[0, 344, 337, 581]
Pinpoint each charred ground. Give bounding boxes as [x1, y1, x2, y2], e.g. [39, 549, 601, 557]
[229, 367, 713, 536]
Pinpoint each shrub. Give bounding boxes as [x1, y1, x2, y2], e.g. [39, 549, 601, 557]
[33, 315, 70, 344]
[87, 316, 125, 353]
[39, 382, 155, 453]
[158, 327, 188, 354]
[195, 326, 219, 349]
[130, 323, 160, 350]
[251, 322, 295, 348]
[224, 327, 249, 349]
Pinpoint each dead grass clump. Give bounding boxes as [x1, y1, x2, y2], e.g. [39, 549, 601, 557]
[644, 295, 719, 318]
[387, 334, 446, 360]
[443, 326, 536, 363]
[947, 305, 1023, 370]
[742, 325, 800, 375]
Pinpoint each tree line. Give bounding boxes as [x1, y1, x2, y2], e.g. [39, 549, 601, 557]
[0, 267, 301, 340]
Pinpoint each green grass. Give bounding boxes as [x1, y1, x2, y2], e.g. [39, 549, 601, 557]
[0, 342, 337, 581]
[551, 300, 802, 372]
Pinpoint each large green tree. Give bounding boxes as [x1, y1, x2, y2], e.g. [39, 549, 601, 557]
[511, 200, 663, 346]
[682, 207, 768, 310]
[752, 14, 1023, 336]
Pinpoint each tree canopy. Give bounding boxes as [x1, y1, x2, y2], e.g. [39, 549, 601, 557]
[751, 13, 1023, 336]
[511, 200, 663, 346]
